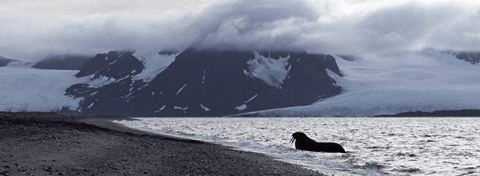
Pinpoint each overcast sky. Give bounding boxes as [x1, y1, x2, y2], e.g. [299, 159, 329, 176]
[1, 0, 480, 61]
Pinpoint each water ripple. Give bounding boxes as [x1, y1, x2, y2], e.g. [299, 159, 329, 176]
[115, 117, 480, 176]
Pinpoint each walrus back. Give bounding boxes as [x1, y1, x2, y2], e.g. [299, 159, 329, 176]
[314, 142, 346, 153]
[294, 137, 318, 150]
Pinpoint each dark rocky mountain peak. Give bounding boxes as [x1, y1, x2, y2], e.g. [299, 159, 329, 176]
[0, 56, 15, 67]
[66, 48, 342, 117]
[32, 54, 92, 70]
[440, 50, 480, 64]
[454, 52, 480, 64]
[74, 51, 145, 80]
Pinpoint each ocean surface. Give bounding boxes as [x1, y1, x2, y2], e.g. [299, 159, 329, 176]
[114, 117, 480, 176]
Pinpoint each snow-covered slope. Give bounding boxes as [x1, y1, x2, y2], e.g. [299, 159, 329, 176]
[241, 50, 480, 117]
[0, 49, 174, 113]
[4, 60, 35, 68]
[132, 50, 178, 82]
[0, 56, 15, 67]
[0, 67, 87, 112]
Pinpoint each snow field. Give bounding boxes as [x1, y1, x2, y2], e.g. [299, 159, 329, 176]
[247, 51, 480, 117]
[0, 67, 87, 112]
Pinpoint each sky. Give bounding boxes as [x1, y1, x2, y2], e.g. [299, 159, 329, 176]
[1, 0, 480, 61]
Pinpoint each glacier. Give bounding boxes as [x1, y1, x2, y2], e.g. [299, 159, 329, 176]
[0, 67, 87, 112]
[132, 50, 179, 82]
[241, 50, 480, 117]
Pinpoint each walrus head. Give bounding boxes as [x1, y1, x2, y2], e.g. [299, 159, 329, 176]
[290, 132, 309, 144]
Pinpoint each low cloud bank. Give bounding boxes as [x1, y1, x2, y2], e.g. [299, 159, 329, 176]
[1, 0, 480, 61]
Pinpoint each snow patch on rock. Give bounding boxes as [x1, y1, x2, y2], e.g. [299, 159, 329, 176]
[244, 52, 291, 88]
[133, 50, 178, 82]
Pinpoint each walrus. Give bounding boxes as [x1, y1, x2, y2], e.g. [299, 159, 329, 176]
[290, 132, 346, 153]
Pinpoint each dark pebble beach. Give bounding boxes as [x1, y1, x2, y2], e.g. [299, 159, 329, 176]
[0, 112, 325, 176]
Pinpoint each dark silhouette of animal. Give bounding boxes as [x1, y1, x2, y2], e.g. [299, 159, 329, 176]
[290, 132, 346, 153]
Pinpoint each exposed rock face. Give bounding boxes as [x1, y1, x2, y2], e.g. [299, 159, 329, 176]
[0, 56, 34, 68]
[32, 55, 92, 70]
[75, 51, 144, 79]
[0, 56, 15, 67]
[324, 54, 342, 76]
[453, 52, 480, 64]
[66, 48, 341, 117]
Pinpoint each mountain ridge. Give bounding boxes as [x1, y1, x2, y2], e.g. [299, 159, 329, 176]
[0, 56, 15, 67]
[65, 48, 342, 116]
[2, 48, 480, 117]
[32, 55, 92, 70]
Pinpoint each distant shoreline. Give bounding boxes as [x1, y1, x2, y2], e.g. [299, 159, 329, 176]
[375, 109, 480, 117]
[231, 108, 480, 117]
[0, 111, 325, 176]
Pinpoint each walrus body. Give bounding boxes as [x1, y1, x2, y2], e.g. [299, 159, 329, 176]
[290, 132, 346, 153]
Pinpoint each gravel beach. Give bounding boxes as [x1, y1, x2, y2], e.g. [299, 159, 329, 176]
[0, 112, 325, 176]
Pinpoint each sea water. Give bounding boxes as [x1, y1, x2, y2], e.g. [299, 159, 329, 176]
[114, 118, 480, 176]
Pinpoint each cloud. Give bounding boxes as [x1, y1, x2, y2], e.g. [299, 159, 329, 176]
[191, 0, 322, 51]
[0, 0, 211, 60]
[1, 0, 480, 61]
[352, 1, 480, 53]
[192, 0, 480, 55]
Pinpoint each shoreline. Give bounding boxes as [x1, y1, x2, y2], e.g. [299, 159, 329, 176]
[233, 108, 480, 117]
[0, 112, 325, 176]
[375, 109, 480, 117]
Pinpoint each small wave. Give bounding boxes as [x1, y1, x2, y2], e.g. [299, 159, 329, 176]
[421, 134, 434, 137]
[366, 146, 390, 149]
[174, 131, 197, 137]
[417, 139, 436, 143]
[237, 140, 266, 150]
[446, 151, 477, 157]
[349, 161, 389, 176]
[392, 167, 421, 173]
[457, 171, 478, 176]
[395, 152, 417, 157]
[361, 162, 386, 170]
[454, 166, 480, 176]
[461, 166, 480, 170]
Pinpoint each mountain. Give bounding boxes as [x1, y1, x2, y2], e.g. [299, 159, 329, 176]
[0, 56, 15, 67]
[452, 52, 480, 64]
[74, 50, 144, 79]
[0, 66, 84, 112]
[3, 48, 480, 117]
[0, 55, 37, 68]
[1, 54, 91, 70]
[32, 55, 92, 70]
[65, 48, 342, 116]
[238, 49, 480, 117]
